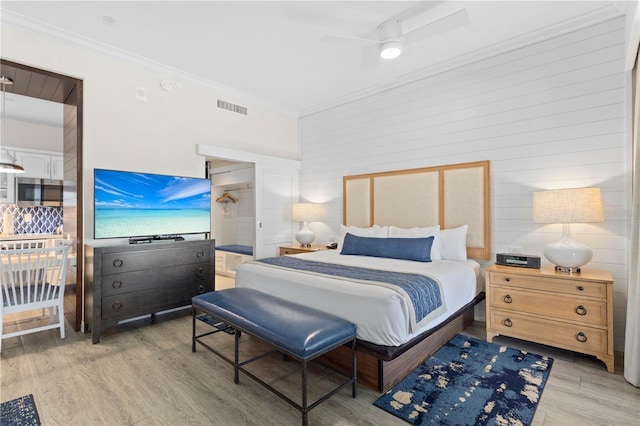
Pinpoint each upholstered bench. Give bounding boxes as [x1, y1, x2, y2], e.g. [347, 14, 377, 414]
[192, 288, 357, 426]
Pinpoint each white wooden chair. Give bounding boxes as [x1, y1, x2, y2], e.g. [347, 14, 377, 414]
[0, 246, 70, 352]
[1, 240, 54, 318]
[0, 239, 50, 250]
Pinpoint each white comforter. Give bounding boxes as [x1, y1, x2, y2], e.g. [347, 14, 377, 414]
[234, 250, 480, 347]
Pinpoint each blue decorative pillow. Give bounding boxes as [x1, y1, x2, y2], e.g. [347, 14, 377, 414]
[340, 233, 434, 262]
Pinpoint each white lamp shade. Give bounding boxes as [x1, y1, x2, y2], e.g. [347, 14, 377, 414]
[533, 187, 603, 272]
[292, 203, 322, 222]
[533, 187, 603, 224]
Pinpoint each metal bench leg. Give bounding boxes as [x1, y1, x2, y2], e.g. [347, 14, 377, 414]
[192, 308, 197, 353]
[302, 359, 308, 426]
[234, 327, 240, 384]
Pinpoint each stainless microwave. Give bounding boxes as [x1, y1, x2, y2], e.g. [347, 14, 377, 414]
[16, 178, 64, 207]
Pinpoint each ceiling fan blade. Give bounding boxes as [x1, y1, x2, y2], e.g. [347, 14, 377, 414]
[403, 8, 470, 45]
[322, 33, 379, 46]
[388, 1, 445, 23]
[285, 3, 378, 31]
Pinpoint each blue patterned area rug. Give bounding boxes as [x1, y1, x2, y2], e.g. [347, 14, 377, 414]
[374, 334, 553, 425]
[0, 394, 41, 426]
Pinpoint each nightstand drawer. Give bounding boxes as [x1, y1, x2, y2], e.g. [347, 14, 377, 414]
[490, 309, 608, 354]
[280, 247, 303, 255]
[490, 287, 607, 326]
[488, 271, 607, 298]
[279, 246, 325, 256]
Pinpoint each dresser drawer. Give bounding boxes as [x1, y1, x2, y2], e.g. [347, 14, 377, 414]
[488, 271, 607, 298]
[101, 245, 211, 275]
[102, 285, 208, 321]
[490, 309, 608, 354]
[101, 263, 212, 297]
[490, 287, 607, 326]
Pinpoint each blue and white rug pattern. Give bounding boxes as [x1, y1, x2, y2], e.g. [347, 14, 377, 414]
[374, 334, 553, 425]
[0, 394, 41, 426]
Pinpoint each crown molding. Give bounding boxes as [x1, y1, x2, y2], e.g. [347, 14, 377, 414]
[299, 4, 626, 117]
[1, 4, 626, 120]
[1, 9, 299, 118]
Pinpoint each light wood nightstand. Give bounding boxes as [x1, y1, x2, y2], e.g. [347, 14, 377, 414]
[485, 264, 614, 372]
[279, 245, 327, 256]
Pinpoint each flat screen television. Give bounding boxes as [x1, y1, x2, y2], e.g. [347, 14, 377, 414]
[94, 168, 211, 240]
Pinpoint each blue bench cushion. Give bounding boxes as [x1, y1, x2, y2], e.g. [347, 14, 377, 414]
[193, 288, 356, 360]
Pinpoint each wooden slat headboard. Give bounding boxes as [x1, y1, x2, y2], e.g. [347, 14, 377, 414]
[343, 160, 491, 260]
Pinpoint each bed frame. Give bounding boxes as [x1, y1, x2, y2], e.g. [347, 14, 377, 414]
[321, 160, 491, 392]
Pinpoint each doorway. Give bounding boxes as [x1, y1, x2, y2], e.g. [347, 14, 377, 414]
[0, 59, 84, 331]
[208, 159, 255, 289]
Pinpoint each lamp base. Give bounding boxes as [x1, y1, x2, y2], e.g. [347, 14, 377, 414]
[554, 265, 582, 273]
[295, 222, 315, 248]
[543, 224, 592, 272]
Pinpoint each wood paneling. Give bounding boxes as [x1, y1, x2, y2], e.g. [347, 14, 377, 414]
[0, 60, 76, 103]
[299, 17, 628, 350]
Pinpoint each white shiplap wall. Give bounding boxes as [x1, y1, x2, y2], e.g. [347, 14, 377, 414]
[299, 17, 630, 351]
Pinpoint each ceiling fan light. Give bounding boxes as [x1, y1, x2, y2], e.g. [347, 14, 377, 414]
[380, 40, 402, 59]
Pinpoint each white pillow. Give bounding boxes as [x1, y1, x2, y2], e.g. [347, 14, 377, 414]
[337, 224, 388, 251]
[388, 225, 442, 260]
[440, 224, 469, 261]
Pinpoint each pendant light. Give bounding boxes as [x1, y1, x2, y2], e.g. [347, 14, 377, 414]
[0, 75, 25, 173]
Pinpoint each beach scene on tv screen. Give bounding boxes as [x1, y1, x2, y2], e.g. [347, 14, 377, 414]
[94, 169, 211, 239]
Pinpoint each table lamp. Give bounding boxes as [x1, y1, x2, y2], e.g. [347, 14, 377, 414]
[292, 203, 322, 248]
[533, 187, 604, 272]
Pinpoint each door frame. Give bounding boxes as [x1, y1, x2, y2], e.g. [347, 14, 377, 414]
[0, 59, 84, 331]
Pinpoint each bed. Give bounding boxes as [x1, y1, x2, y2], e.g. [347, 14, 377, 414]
[235, 160, 491, 391]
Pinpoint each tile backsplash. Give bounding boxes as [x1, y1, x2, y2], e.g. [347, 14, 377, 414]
[0, 204, 63, 234]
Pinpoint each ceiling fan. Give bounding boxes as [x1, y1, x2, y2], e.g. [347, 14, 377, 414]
[319, 2, 471, 60]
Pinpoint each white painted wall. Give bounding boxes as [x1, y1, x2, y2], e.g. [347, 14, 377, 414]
[4, 117, 62, 152]
[1, 22, 299, 243]
[299, 17, 630, 351]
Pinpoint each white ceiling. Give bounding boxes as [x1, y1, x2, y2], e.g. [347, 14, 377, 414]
[0, 1, 630, 119]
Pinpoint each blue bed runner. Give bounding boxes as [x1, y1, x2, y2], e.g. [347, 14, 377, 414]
[215, 245, 253, 256]
[256, 256, 443, 324]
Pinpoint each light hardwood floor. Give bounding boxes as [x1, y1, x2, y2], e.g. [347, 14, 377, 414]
[1, 290, 639, 425]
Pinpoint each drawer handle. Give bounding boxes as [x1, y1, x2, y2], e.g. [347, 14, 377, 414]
[196, 267, 204, 277]
[503, 294, 513, 304]
[505, 277, 511, 282]
[112, 301, 123, 311]
[112, 280, 123, 289]
[577, 286, 584, 291]
[575, 305, 587, 316]
[198, 285, 205, 294]
[113, 258, 123, 268]
[503, 318, 513, 327]
[197, 250, 205, 258]
[576, 332, 588, 343]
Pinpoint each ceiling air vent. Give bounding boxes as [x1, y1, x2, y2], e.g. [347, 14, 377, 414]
[217, 99, 248, 115]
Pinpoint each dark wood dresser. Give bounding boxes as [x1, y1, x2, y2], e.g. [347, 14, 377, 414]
[84, 239, 215, 343]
